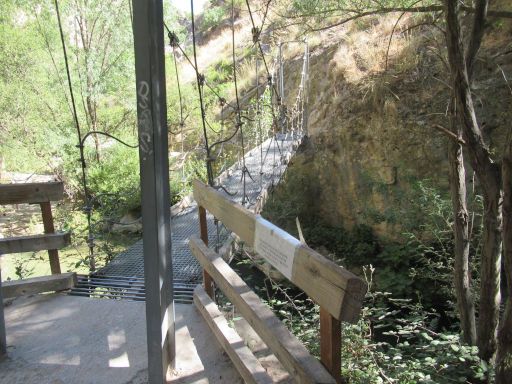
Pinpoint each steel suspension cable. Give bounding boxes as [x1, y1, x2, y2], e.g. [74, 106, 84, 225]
[190, 0, 214, 187]
[54, 0, 96, 271]
[232, 0, 253, 206]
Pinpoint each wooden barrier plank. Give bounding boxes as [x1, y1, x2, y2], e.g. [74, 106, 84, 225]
[293, 247, 366, 324]
[0, 182, 63, 205]
[1, 272, 76, 299]
[194, 285, 274, 384]
[0, 232, 70, 255]
[193, 180, 256, 246]
[189, 237, 336, 384]
[193, 180, 366, 322]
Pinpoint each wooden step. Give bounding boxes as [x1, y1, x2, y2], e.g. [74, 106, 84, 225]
[189, 237, 336, 384]
[194, 285, 274, 384]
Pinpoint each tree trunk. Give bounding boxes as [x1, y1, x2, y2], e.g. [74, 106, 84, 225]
[448, 98, 477, 345]
[496, 137, 512, 383]
[444, 0, 502, 362]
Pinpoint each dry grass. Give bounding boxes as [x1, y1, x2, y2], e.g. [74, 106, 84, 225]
[181, 13, 255, 84]
[329, 14, 422, 84]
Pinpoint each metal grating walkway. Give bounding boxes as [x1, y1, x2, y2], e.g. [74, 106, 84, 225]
[70, 135, 302, 303]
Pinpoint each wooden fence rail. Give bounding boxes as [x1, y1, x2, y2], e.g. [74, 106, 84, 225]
[0, 181, 72, 358]
[192, 180, 367, 383]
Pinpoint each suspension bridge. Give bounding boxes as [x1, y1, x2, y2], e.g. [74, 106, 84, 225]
[65, 0, 311, 303]
[0, 2, 368, 384]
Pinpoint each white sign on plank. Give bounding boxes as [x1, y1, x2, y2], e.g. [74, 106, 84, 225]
[254, 216, 300, 280]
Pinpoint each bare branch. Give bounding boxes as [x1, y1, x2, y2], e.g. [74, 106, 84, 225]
[289, 5, 512, 32]
[433, 124, 466, 145]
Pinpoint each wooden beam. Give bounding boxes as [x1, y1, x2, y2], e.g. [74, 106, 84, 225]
[0, 182, 63, 205]
[189, 237, 336, 384]
[193, 180, 366, 322]
[40, 202, 61, 274]
[0, 232, 70, 255]
[320, 308, 342, 384]
[194, 180, 256, 245]
[1, 272, 76, 299]
[194, 285, 274, 384]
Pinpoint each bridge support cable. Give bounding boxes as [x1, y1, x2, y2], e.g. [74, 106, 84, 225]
[190, 1, 214, 188]
[231, 0, 253, 207]
[54, 0, 96, 271]
[132, 0, 175, 382]
[55, 0, 142, 273]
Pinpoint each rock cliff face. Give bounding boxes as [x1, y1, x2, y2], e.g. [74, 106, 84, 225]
[277, 18, 511, 238]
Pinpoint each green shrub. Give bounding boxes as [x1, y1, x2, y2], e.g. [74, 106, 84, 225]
[87, 144, 141, 216]
[202, 6, 226, 31]
[341, 286, 491, 384]
[229, 254, 490, 384]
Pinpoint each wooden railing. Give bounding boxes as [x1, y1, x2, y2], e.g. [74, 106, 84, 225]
[0, 182, 70, 274]
[0, 181, 75, 357]
[191, 180, 367, 383]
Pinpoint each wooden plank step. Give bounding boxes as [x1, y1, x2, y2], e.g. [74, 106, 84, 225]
[189, 237, 336, 384]
[194, 285, 274, 384]
[0, 232, 70, 254]
[1, 272, 77, 299]
[0, 182, 63, 205]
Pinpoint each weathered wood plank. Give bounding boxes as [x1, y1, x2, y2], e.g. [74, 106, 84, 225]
[0, 182, 63, 205]
[40, 202, 61, 274]
[320, 308, 342, 384]
[0, 232, 70, 255]
[189, 237, 336, 384]
[193, 180, 256, 246]
[1, 272, 76, 299]
[193, 180, 367, 322]
[194, 285, 274, 384]
[293, 246, 366, 323]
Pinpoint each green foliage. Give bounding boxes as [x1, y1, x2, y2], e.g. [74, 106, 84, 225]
[207, 58, 233, 83]
[263, 176, 484, 325]
[341, 287, 491, 383]
[87, 145, 141, 216]
[202, 5, 227, 31]
[229, 253, 490, 384]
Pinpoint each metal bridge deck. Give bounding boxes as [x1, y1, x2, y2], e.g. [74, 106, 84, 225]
[70, 135, 301, 303]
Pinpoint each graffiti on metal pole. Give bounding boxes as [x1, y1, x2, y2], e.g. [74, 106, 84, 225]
[137, 81, 153, 160]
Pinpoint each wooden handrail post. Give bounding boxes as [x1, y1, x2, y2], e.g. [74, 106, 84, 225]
[320, 307, 342, 384]
[198, 205, 214, 298]
[40, 202, 61, 274]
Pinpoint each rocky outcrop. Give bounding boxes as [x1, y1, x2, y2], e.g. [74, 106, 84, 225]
[277, 20, 511, 239]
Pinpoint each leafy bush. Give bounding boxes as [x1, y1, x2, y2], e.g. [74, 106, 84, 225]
[86, 144, 141, 216]
[202, 5, 227, 31]
[341, 283, 491, 384]
[229, 255, 490, 384]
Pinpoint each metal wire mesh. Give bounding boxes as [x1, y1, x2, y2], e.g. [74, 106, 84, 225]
[71, 136, 301, 302]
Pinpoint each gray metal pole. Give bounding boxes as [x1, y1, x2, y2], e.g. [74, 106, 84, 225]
[132, 1, 174, 383]
[0, 265, 6, 357]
